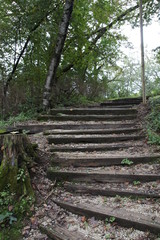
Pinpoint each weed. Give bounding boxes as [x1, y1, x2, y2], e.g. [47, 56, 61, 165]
[105, 234, 111, 239]
[17, 168, 26, 182]
[0, 212, 17, 226]
[0, 186, 34, 239]
[105, 216, 116, 224]
[146, 96, 160, 146]
[114, 195, 122, 203]
[147, 129, 160, 145]
[133, 181, 141, 186]
[84, 221, 88, 229]
[103, 197, 107, 203]
[121, 158, 134, 166]
[0, 111, 37, 128]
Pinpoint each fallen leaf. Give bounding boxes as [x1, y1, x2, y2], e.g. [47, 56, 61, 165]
[1, 145, 4, 151]
[30, 216, 38, 226]
[81, 216, 86, 223]
[8, 205, 13, 211]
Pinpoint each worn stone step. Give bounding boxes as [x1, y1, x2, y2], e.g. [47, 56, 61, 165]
[39, 224, 93, 240]
[53, 199, 160, 234]
[38, 114, 136, 121]
[51, 155, 160, 167]
[47, 169, 160, 183]
[50, 142, 143, 152]
[47, 134, 145, 144]
[44, 127, 141, 135]
[50, 108, 137, 115]
[64, 183, 160, 198]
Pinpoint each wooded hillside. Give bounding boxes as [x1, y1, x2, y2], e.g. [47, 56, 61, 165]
[0, 0, 160, 117]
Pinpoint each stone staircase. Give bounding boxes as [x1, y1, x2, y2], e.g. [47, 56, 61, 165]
[39, 98, 160, 239]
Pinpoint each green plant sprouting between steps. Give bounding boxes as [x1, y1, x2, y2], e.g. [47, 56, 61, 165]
[133, 181, 141, 186]
[121, 158, 133, 166]
[105, 216, 116, 224]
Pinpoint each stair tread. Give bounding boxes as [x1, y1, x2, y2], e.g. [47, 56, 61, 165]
[48, 133, 144, 137]
[44, 127, 141, 135]
[47, 134, 145, 144]
[44, 101, 160, 236]
[54, 154, 160, 159]
[40, 224, 94, 240]
[51, 154, 160, 167]
[50, 108, 137, 115]
[64, 183, 160, 198]
[38, 114, 137, 121]
[47, 169, 160, 183]
[53, 199, 160, 234]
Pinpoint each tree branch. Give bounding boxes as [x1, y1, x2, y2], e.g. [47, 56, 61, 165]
[60, 0, 150, 75]
[4, 4, 57, 95]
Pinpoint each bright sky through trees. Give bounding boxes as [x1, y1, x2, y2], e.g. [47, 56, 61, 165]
[121, 18, 160, 57]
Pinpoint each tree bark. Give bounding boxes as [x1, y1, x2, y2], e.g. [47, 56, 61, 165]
[43, 0, 74, 111]
[139, 0, 146, 104]
[0, 134, 37, 197]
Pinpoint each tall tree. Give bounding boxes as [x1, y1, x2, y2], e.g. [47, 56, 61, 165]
[139, 0, 146, 104]
[43, 0, 74, 110]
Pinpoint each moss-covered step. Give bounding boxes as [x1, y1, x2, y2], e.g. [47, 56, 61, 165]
[51, 155, 160, 167]
[38, 114, 137, 121]
[47, 134, 145, 144]
[49, 108, 137, 115]
[47, 169, 160, 183]
[53, 199, 160, 234]
[44, 127, 141, 135]
[64, 183, 160, 199]
[39, 224, 94, 240]
[50, 142, 143, 152]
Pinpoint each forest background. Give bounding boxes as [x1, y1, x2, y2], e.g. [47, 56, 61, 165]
[0, 0, 160, 120]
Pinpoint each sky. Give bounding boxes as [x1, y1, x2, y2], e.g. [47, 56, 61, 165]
[120, 18, 160, 59]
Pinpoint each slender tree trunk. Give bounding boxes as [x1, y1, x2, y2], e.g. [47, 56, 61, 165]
[43, 0, 74, 111]
[139, 0, 146, 104]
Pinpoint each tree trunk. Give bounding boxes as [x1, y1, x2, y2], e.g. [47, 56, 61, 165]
[43, 0, 74, 111]
[0, 134, 37, 197]
[139, 0, 146, 104]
